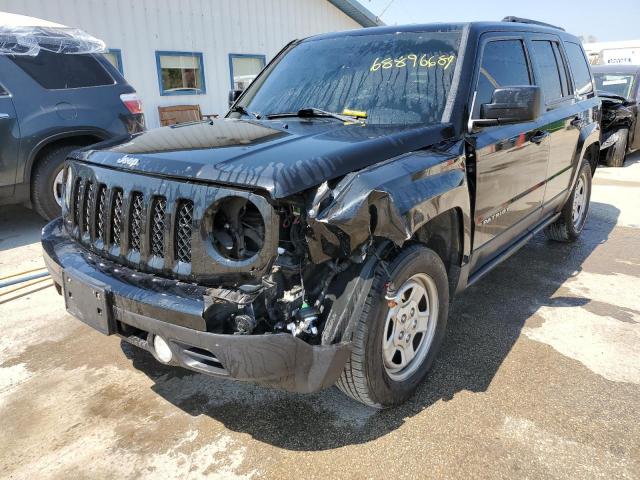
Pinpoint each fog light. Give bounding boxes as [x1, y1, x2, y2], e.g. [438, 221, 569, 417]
[153, 335, 173, 363]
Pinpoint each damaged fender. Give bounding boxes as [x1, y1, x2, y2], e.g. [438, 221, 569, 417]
[306, 140, 472, 265]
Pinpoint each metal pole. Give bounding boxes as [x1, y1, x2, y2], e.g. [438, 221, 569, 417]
[0, 271, 50, 289]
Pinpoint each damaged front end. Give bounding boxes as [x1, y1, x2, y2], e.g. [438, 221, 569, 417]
[43, 131, 466, 391]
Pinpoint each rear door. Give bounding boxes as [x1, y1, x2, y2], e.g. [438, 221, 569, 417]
[528, 34, 582, 214]
[469, 34, 550, 272]
[0, 81, 19, 197]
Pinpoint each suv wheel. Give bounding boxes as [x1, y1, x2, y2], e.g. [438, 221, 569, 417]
[32, 144, 81, 221]
[605, 128, 628, 168]
[336, 245, 449, 408]
[544, 157, 592, 242]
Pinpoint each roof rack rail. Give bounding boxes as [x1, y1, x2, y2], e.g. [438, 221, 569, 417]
[501, 16, 565, 31]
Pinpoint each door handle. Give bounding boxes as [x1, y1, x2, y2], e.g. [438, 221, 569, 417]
[570, 116, 582, 128]
[0, 113, 10, 119]
[530, 131, 549, 144]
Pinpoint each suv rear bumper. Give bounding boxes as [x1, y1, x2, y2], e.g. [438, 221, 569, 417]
[42, 218, 351, 393]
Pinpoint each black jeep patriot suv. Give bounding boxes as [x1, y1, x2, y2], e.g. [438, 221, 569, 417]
[42, 18, 600, 407]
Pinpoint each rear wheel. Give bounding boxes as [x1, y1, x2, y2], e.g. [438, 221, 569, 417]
[336, 245, 449, 408]
[605, 128, 628, 167]
[31, 144, 81, 221]
[544, 158, 592, 242]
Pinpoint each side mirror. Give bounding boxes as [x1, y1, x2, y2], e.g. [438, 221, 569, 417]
[474, 85, 542, 128]
[228, 89, 243, 107]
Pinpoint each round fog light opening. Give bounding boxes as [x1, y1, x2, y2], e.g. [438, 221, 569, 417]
[153, 335, 173, 363]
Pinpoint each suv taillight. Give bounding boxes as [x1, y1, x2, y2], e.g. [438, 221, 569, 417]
[120, 93, 143, 115]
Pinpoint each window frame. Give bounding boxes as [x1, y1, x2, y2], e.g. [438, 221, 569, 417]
[527, 34, 574, 108]
[228, 53, 266, 90]
[470, 34, 534, 121]
[104, 48, 123, 74]
[562, 41, 595, 98]
[155, 51, 206, 96]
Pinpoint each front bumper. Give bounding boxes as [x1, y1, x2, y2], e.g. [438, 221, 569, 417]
[42, 218, 351, 393]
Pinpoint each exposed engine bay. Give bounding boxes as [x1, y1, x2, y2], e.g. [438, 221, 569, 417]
[202, 188, 374, 345]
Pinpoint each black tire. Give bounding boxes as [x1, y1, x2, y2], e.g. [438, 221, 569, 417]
[31, 144, 80, 221]
[336, 245, 449, 408]
[544, 158, 592, 242]
[605, 128, 628, 167]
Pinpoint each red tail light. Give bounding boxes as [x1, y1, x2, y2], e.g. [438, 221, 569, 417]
[120, 93, 143, 115]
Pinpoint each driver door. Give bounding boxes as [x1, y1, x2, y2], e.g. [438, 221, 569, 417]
[469, 35, 550, 273]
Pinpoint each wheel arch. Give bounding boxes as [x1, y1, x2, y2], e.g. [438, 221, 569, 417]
[26, 129, 109, 188]
[408, 207, 464, 299]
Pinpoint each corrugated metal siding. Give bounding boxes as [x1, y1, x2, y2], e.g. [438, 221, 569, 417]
[0, 0, 361, 127]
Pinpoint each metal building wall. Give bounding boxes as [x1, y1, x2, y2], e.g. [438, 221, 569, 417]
[0, 0, 361, 127]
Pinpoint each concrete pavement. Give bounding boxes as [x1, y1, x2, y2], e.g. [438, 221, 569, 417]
[1, 154, 639, 479]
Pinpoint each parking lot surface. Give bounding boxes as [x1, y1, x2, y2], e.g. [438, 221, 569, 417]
[1, 154, 639, 479]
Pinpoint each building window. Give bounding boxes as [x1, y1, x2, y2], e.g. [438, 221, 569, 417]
[229, 54, 266, 90]
[103, 49, 123, 74]
[156, 51, 206, 96]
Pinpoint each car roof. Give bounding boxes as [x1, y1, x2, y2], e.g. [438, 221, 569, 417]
[592, 64, 640, 75]
[303, 21, 581, 43]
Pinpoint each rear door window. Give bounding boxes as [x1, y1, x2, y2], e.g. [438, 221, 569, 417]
[564, 42, 594, 95]
[552, 43, 571, 96]
[531, 40, 564, 103]
[10, 50, 114, 89]
[475, 39, 531, 116]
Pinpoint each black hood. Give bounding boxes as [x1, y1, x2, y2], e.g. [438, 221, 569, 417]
[74, 118, 453, 198]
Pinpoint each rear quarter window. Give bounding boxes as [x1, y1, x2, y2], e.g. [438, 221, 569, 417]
[10, 50, 114, 89]
[564, 42, 594, 96]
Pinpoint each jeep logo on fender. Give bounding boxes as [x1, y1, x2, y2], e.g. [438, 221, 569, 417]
[116, 155, 140, 168]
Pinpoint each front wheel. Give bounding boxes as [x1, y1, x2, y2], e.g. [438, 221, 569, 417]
[605, 128, 628, 167]
[544, 158, 592, 242]
[31, 144, 81, 221]
[336, 245, 449, 408]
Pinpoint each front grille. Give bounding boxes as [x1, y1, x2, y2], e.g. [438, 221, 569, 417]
[65, 163, 276, 283]
[128, 193, 144, 252]
[176, 201, 194, 263]
[150, 197, 167, 258]
[111, 189, 124, 248]
[68, 175, 197, 271]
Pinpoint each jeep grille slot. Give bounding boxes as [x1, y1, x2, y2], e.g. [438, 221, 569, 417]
[72, 178, 82, 228]
[111, 188, 124, 248]
[128, 192, 144, 253]
[83, 181, 94, 235]
[176, 200, 194, 264]
[150, 196, 167, 258]
[95, 185, 107, 242]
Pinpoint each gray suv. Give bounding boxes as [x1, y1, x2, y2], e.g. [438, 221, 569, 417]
[0, 49, 144, 220]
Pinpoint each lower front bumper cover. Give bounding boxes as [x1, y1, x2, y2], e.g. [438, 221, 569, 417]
[42, 218, 352, 393]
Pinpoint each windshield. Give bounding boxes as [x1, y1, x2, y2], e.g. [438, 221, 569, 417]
[594, 72, 636, 99]
[237, 30, 462, 126]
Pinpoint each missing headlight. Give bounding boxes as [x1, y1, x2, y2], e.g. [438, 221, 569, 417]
[210, 196, 265, 260]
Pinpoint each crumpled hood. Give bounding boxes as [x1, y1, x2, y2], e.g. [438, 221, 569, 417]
[74, 118, 453, 198]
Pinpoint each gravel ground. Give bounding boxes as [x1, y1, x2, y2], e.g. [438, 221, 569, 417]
[1, 153, 639, 479]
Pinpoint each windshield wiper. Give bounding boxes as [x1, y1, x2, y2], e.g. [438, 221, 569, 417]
[266, 107, 365, 124]
[229, 105, 261, 120]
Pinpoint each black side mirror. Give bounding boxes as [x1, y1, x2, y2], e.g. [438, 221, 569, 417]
[475, 85, 542, 127]
[228, 89, 244, 107]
